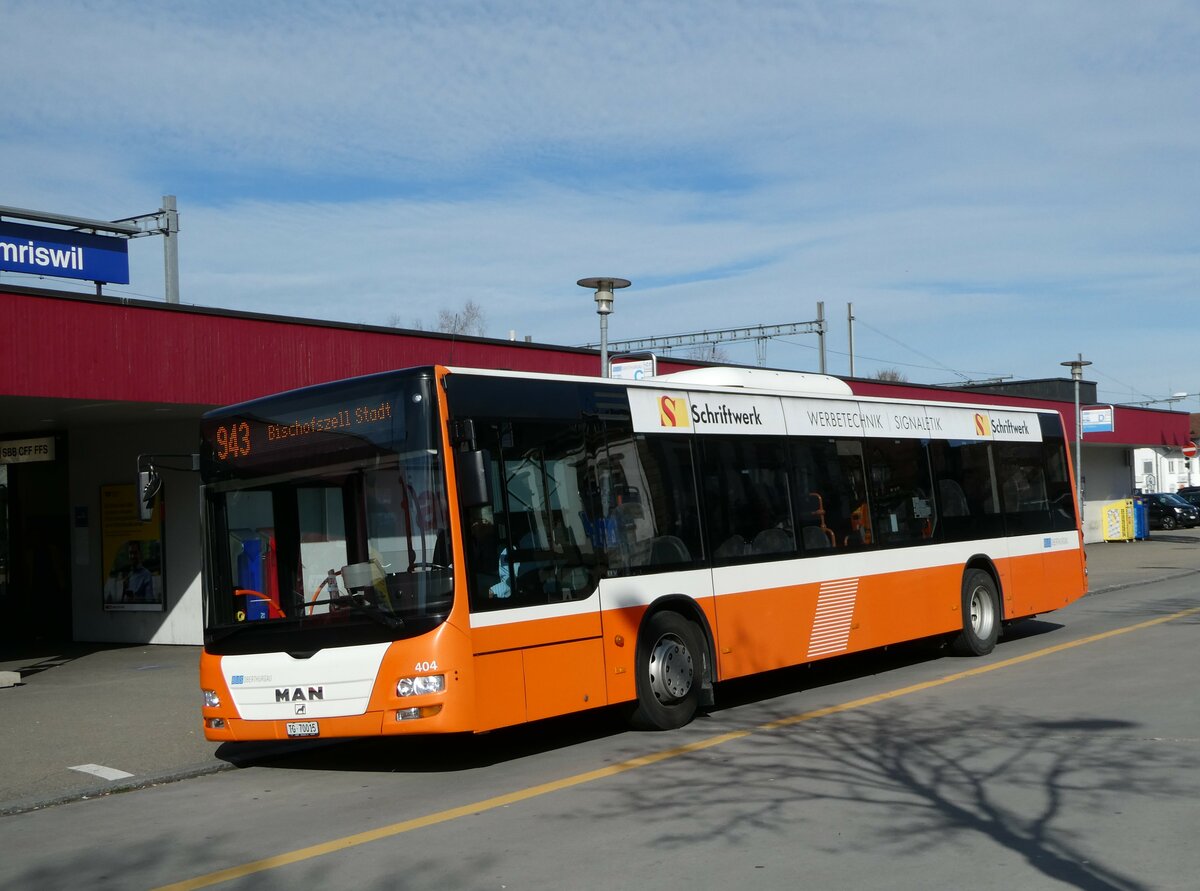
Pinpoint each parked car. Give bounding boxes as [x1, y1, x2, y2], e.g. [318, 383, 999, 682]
[1145, 493, 1200, 530]
[1175, 490, 1200, 510]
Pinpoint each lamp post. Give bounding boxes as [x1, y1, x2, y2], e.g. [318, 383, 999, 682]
[577, 277, 631, 377]
[1060, 354, 1092, 518]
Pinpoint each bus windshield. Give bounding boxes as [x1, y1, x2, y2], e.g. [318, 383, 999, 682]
[200, 370, 452, 652]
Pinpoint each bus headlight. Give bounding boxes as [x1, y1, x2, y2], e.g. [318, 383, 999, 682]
[396, 674, 445, 697]
[203, 689, 221, 708]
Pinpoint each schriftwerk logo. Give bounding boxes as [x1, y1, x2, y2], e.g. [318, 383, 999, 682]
[974, 412, 991, 437]
[659, 396, 690, 428]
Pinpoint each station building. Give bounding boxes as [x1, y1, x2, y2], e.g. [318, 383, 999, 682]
[1, 283, 1189, 648]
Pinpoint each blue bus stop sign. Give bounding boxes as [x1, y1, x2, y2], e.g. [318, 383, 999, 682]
[0, 220, 130, 284]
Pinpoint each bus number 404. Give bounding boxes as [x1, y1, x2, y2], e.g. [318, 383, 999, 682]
[414, 661, 438, 672]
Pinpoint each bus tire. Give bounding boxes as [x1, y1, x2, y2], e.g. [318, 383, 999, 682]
[630, 611, 702, 731]
[951, 569, 1000, 656]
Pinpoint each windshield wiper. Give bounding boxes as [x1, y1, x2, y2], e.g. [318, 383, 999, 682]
[206, 623, 260, 645]
[308, 594, 404, 631]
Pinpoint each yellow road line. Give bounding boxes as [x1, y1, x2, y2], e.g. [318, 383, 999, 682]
[154, 604, 1200, 891]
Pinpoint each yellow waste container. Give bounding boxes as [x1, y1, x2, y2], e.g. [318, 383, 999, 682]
[1102, 499, 1134, 541]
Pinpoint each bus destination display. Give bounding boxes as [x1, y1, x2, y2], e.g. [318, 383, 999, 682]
[208, 400, 396, 465]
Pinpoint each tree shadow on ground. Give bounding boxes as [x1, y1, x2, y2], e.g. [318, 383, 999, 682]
[582, 703, 1195, 890]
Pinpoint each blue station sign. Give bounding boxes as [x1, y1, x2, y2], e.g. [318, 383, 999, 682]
[0, 220, 130, 284]
[1081, 405, 1115, 434]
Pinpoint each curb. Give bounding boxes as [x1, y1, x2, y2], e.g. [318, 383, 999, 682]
[0, 760, 235, 818]
[1086, 567, 1200, 597]
[0, 737, 340, 818]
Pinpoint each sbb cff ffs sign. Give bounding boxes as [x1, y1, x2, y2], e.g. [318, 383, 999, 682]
[0, 437, 56, 464]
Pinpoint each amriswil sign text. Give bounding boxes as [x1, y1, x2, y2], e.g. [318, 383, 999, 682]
[0, 220, 129, 284]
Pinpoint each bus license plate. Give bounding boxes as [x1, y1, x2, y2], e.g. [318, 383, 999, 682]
[286, 721, 319, 738]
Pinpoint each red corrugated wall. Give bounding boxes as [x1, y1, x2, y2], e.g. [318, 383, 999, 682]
[1, 287, 692, 406]
[4, 286, 1188, 448]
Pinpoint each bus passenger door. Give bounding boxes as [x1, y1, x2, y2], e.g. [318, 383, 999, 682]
[594, 434, 714, 706]
[465, 419, 607, 729]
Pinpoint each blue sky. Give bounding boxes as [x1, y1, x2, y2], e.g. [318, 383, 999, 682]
[2, 1, 1198, 405]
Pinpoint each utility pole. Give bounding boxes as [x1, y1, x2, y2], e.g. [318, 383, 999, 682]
[816, 301, 826, 373]
[847, 302, 855, 377]
[111, 194, 183, 303]
[161, 196, 180, 304]
[1060, 353, 1092, 520]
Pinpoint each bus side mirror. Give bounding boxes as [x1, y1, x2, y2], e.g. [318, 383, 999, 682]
[138, 469, 162, 521]
[455, 450, 491, 509]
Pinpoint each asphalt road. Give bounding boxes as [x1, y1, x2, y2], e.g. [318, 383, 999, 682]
[1, 571, 1196, 891]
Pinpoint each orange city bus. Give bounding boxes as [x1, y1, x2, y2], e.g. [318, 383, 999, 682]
[197, 365, 1087, 740]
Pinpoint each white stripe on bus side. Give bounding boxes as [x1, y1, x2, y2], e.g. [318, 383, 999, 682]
[466, 533, 1079, 627]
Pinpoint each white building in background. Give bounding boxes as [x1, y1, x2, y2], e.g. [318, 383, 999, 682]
[1133, 447, 1197, 493]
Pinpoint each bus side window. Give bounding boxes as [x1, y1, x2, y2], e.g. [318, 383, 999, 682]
[702, 437, 795, 563]
[603, 435, 704, 574]
[928, 440, 1004, 542]
[466, 420, 606, 610]
[996, 440, 1075, 534]
[865, 439, 937, 546]
[792, 439, 874, 553]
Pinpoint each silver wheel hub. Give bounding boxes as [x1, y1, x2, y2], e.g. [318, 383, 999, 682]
[968, 586, 995, 637]
[648, 633, 694, 703]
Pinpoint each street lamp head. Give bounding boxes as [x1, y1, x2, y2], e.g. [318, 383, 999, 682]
[578, 277, 631, 379]
[577, 277, 631, 316]
[1060, 354, 1092, 382]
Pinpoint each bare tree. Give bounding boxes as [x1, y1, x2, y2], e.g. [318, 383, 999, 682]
[682, 343, 730, 363]
[872, 367, 909, 382]
[385, 313, 423, 330]
[435, 300, 486, 337]
[388, 300, 485, 336]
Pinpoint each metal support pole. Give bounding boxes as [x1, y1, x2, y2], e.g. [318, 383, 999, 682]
[847, 302, 855, 377]
[599, 312, 609, 377]
[1061, 354, 1092, 520]
[817, 301, 826, 374]
[162, 195, 180, 304]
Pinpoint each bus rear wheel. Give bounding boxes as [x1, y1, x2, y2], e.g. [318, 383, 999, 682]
[951, 569, 1000, 656]
[630, 611, 703, 731]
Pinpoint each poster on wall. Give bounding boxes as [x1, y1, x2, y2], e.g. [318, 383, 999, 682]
[101, 484, 165, 612]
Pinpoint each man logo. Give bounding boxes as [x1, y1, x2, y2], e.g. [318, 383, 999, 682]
[974, 412, 991, 437]
[659, 396, 690, 428]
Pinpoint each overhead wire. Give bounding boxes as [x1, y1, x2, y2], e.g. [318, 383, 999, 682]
[775, 337, 1008, 380]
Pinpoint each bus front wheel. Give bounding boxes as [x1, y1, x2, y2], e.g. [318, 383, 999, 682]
[630, 611, 702, 730]
[951, 569, 1000, 657]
